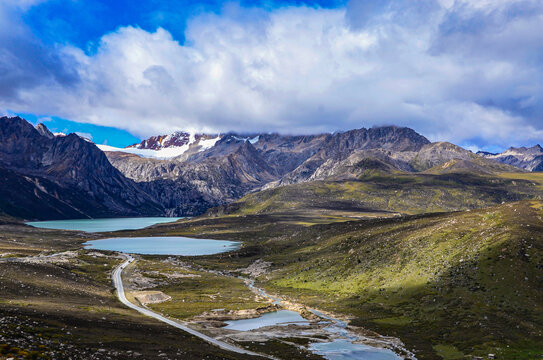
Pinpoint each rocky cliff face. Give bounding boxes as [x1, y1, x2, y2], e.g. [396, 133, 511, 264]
[272, 126, 431, 186]
[478, 145, 543, 171]
[0, 116, 163, 220]
[105, 135, 278, 215]
[251, 133, 331, 175]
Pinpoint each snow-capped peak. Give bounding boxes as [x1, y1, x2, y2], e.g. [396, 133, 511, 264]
[98, 131, 222, 159]
[231, 135, 260, 144]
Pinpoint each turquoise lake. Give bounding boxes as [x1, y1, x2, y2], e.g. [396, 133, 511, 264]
[83, 236, 241, 255]
[309, 339, 402, 360]
[224, 310, 309, 331]
[28, 217, 404, 359]
[27, 217, 182, 233]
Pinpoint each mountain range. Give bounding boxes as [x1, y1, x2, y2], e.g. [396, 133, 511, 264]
[0, 116, 540, 220]
[478, 145, 543, 171]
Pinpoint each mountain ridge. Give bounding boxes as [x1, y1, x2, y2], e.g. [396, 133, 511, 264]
[1, 116, 539, 219]
[0, 116, 163, 220]
[478, 145, 543, 172]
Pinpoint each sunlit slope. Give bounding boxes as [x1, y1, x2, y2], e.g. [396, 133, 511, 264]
[212, 171, 543, 217]
[264, 201, 543, 359]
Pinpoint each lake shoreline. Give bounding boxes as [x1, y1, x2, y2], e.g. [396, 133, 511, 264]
[18, 216, 415, 359]
[26, 217, 183, 233]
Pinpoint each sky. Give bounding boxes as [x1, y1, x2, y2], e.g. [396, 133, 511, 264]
[0, 0, 542, 151]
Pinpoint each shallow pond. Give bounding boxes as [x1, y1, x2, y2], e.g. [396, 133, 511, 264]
[224, 310, 309, 331]
[309, 339, 402, 360]
[243, 281, 407, 360]
[83, 236, 240, 256]
[30, 217, 405, 359]
[27, 217, 182, 233]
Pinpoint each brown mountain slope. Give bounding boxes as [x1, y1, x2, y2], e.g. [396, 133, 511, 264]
[0, 117, 163, 220]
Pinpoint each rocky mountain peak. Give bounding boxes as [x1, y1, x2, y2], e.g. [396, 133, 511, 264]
[0, 116, 163, 219]
[0, 116, 50, 169]
[476, 150, 497, 156]
[128, 131, 190, 150]
[35, 123, 55, 139]
[0, 116, 41, 140]
[128, 131, 220, 150]
[366, 126, 431, 151]
[326, 126, 431, 156]
[479, 144, 543, 171]
[526, 144, 543, 154]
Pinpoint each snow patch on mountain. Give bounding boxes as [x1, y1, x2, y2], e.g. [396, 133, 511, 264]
[198, 135, 221, 151]
[97, 144, 192, 159]
[232, 135, 260, 144]
[97, 134, 222, 159]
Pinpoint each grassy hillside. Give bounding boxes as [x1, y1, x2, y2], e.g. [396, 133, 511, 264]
[4, 179, 542, 359]
[258, 201, 543, 359]
[142, 201, 543, 359]
[211, 171, 543, 217]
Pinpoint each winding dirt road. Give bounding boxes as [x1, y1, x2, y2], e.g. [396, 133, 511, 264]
[113, 254, 272, 359]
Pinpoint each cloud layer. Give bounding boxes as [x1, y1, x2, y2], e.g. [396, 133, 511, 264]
[1, 0, 542, 148]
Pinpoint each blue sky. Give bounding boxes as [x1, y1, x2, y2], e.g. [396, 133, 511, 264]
[1, 0, 542, 150]
[15, 112, 140, 147]
[23, 0, 345, 48]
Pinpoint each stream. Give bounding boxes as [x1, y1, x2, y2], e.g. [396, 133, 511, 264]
[241, 279, 414, 360]
[27, 217, 415, 359]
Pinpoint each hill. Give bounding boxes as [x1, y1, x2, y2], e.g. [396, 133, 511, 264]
[261, 200, 543, 359]
[143, 201, 543, 359]
[210, 171, 543, 218]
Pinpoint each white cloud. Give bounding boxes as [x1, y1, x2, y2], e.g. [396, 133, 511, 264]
[1, 1, 543, 148]
[2, 0, 50, 10]
[420, 101, 543, 144]
[74, 131, 93, 140]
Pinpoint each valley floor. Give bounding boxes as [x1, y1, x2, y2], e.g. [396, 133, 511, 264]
[0, 229, 263, 359]
[1, 202, 543, 359]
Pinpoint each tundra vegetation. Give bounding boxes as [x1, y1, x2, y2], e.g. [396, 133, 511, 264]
[108, 198, 543, 359]
[2, 128, 543, 359]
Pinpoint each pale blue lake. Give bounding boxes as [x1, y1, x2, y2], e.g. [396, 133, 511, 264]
[27, 217, 182, 233]
[224, 310, 309, 331]
[309, 339, 402, 360]
[29, 217, 404, 359]
[83, 236, 241, 255]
